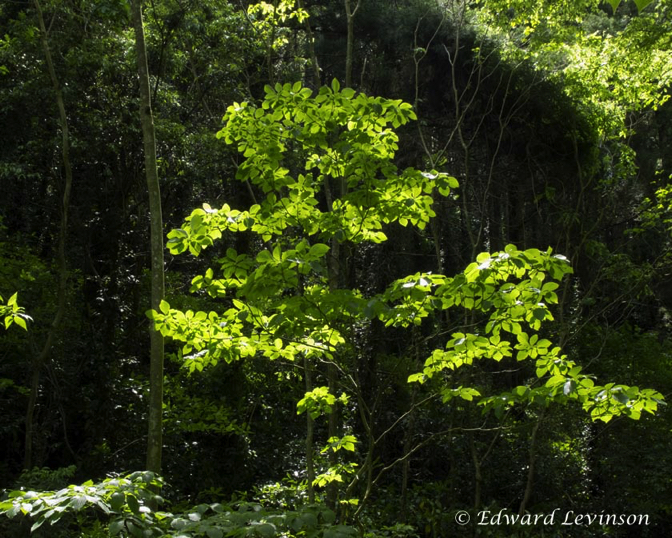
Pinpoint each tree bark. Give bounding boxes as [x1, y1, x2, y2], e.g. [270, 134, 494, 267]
[297, 0, 320, 88]
[25, 0, 73, 470]
[304, 356, 316, 503]
[344, 0, 360, 88]
[519, 409, 545, 515]
[130, 0, 165, 474]
[470, 433, 482, 510]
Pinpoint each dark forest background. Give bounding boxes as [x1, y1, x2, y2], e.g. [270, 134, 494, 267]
[1, 0, 671, 536]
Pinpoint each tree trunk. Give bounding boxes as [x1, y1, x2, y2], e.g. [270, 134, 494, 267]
[400, 390, 417, 522]
[130, 0, 165, 474]
[470, 433, 482, 510]
[322, 175, 343, 512]
[25, 0, 73, 470]
[304, 356, 315, 503]
[297, 0, 320, 88]
[344, 0, 359, 88]
[519, 409, 544, 515]
[326, 362, 339, 511]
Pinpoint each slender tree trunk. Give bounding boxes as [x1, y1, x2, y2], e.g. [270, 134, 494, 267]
[519, 409, 544, 515]
[400, 390, 417, 522]
[25, 0, 73, 470]
[326, 363, 339, 510]
[321, 175, 342, 512]
[297, 0, 320, 88]
[304, 356, 315, 503]
[130, 0, 165, 474]
[266, 0, 279, 83]
[344, 0, 360, 88]
[470, 433, 482, 510]
[24, 359, 40, 469]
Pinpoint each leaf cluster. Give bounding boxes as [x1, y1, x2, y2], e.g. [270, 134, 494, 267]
[0, 292, 31, 331]
[0, 471, 357, 538]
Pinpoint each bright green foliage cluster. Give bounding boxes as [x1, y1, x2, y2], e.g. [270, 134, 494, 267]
[638, 181, 672, 235]
[152, 81, 663, 432]
[0, 472, 356, 538]
[477, 0, 655, 35]
[478, 339, 664, 421]
[151, 81, 458, 502]
[0, 471, 164, 535]
[297, 387, 349, 421]
[321, 435, 358, 455]
[552, 27, 672, 138]
[248, 0, 309, 51]
[475, 0, 672, 142]
[152, 80, 456, 373]
[404, 245, 664, 422]
[377, 246, 568, 331]
[296, 386, 358, 489]
[0, 292, 31, 330]
[165, 80, 455, 255]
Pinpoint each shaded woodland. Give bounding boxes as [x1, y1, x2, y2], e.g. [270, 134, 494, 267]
[0, 0, 671, 536]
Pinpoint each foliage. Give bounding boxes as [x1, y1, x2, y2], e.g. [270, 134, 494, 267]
[403, 245, 665, 422]
[149, 77, 665, 529]
[298, 387, 349, 421]
[0, 471, 164, 536]
[12, 466, 77, 492]
[638, 179, 672, 236]
[0, 471, 357, 538]
[0, 292, 31, 331]
[151, 80, 456, 371]
[248, 0, 309, 51]
[474, 0, 672, 141]
[1, 0, 671, 535]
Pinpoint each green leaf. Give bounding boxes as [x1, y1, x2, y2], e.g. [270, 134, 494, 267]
[308, 243, 330, 258]
[532, 308, 547, 321]
[126, 494, 140, 515]
[70, 495, 87, 510]
[612, 390, 630, 405]
[30, 518, 46, 533]
[253, 522, 276, 537]
[110, 492, 125, 512]
[109, 519, 125, 535]
[126, 520, 144, 537]
[171, 518, 188, 530]
[633, 0, 653, 11]
[159, 300, 170, 314]
[606, 0, 621, 13]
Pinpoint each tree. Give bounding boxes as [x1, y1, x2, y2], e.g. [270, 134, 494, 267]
[0, 0, 268, 483]
[130, 0, 166, 475]
[22, 0, 75, 472]
[150, 80, 663, 515]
